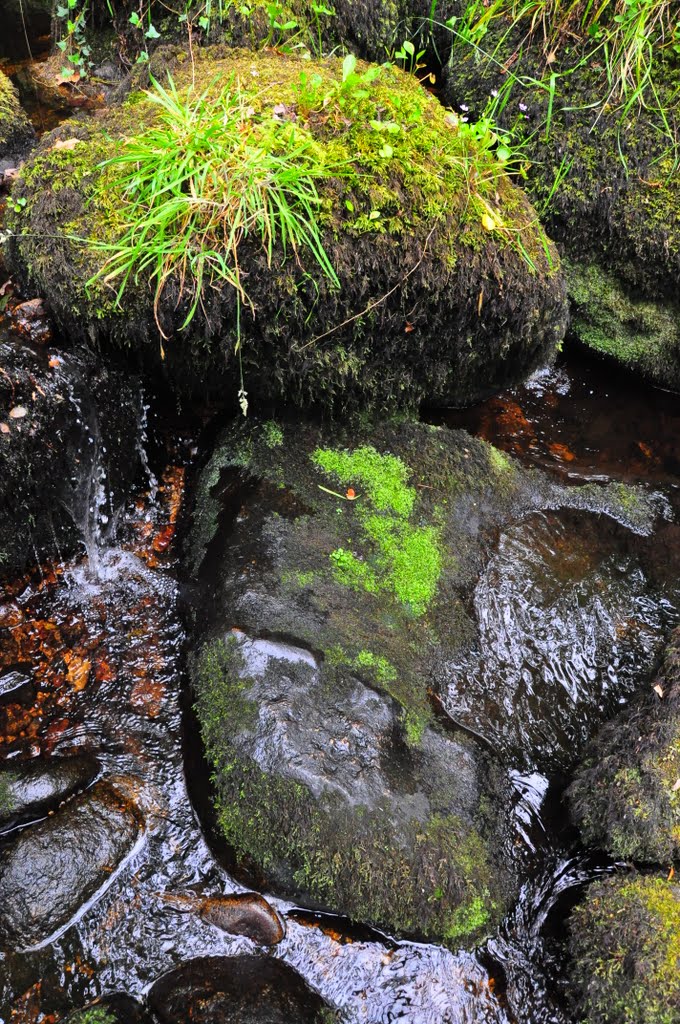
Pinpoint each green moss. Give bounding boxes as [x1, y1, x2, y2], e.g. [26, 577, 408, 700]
[0, 775, 14, 817]
[66, 1009, 117, 1024]
[262, 420, 284, 448]
[569, 875, 680, 1024]
[313, 445, 442, 616]
[567, 261, 680, 389]
[0, 70, 32, 154]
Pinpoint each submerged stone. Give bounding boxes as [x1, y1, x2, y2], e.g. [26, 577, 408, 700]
[148, 955, 335, 1023]
[186, 417, 670, 946]
[0, 754, 99, 830]
[5, 46, 566, 415]
[0, 780, 141, 949]
[64, 998, 148, 1024]
[569, 626, 680, 864]
[568, 874, 680, 1024]
[199, 892, 285, 945]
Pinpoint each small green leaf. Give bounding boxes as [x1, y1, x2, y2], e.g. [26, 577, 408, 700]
[145, 23, 161, 39]
[342, 53, 357, 81]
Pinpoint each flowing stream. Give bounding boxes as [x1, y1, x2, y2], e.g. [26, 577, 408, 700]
[1, 338, 678, 1022]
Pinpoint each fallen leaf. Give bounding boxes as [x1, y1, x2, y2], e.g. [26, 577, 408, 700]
[9, 406, 27, 419]
[346, 488, 356, 499]
[672, 779, 680, 792]
[477, 289, 484, 315]
[53, 137, 81, 151]
[48, 356, 61, 368]
[669, 865, 675, 881]
[0, 423, 9, 434]
[404, 321, 414, 333]
[653, 683, 664, 698]
[482, 213, 496, 231]
[64, 652, 91, 691]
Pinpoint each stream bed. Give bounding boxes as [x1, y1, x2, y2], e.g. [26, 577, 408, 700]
[0, 336, 678, 1022]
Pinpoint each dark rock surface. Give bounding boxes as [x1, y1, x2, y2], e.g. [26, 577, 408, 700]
[0, 328, 145, 578]
[148, 955, 336, 1024]
[0, 754, 99, 830]
[0, 780, 141, 949]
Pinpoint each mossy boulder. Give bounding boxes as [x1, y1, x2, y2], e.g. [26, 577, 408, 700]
[441, 34, 680, 390]
[0, 70, 34, 164]
[64, 997, 148, 1024]
[5, 46, 566, 415]
[567, 260, 680, 393]
[568, 874, 680, 1024]
[569, 627, 680, 864]
[185, 417, 668, 945]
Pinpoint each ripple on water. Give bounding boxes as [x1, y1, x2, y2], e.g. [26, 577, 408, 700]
[442, 507, 680, 771]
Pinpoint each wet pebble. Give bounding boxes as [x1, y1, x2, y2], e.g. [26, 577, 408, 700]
[199, 892, 285, 945]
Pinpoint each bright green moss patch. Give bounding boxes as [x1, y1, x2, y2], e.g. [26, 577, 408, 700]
[66, 1009, 118, 1024]
[313, 445, 442, 616]
[569, 875, 680, 1024]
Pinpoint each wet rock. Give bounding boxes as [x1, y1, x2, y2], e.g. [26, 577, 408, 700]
[0, 754, 99, 830]
[0, 780, 141, 949]
[64, 995, 149, 1024]
[148, 955, 335, 1023]
[0, 666, 33, 703]
[199, 893, 285, 945]
[568, 873, 680, 1024]
[569, 626, 680, 863]
[6, 47, 567, 415]
[0, 70, 34, 164]
[186, 418, 669, 946]
[0, 330, 145, 577]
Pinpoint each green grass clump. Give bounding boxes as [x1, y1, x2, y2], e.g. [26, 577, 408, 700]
[312, 445, 442, 616]
[88, 72, 341, 347]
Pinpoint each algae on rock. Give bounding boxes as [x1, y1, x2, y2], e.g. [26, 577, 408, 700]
[5, 46, 566, 414]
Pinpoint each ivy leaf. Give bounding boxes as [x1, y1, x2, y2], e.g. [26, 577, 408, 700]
[145, 23, 161, 39]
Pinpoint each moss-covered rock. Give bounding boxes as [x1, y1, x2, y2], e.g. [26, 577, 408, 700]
[185, 416, 669, 945]
[569, 627, 680, 864]
[5, 46, 566, 415]
[0, 70, 34, 163]
[441, 30, 680, 390]
[568, 873, 680, 1024]
[567, 261, 680, 392]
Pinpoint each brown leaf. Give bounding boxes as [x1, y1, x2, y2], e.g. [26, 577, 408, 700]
[653, 683, 664, 699]
[0, 423, 9, 434]
[64, 652, 91, 691]
[52, 137, 81, 152]
[672, 779, 680, 792]
[9, 406, 27, 419]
